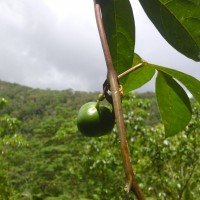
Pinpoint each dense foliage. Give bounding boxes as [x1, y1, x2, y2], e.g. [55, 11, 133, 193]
[0, 81, 199, 199]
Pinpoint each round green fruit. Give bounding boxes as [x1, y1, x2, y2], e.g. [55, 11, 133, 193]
[77, 102, 115, 137]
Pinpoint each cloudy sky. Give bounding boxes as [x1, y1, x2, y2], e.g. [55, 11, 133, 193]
[0, 0, 199, 92]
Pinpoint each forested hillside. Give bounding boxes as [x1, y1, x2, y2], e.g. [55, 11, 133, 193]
[0, 80, 199, 200]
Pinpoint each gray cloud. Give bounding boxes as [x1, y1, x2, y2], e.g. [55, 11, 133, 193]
[0, 0, 107, 91]
[0, 0, 199, 93]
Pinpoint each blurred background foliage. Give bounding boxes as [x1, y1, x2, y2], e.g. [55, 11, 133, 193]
[0, 80, 199, 199]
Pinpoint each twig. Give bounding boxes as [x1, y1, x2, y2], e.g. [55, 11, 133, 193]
[118, 63, 144, 80]
[93, 1, 145, 199]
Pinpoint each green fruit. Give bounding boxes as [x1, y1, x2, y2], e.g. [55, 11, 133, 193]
[77, 102, 115, 137]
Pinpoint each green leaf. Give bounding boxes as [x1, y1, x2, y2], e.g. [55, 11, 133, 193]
[0, 97, 8, 110]
[139, 0, 200, 61]
[100, 0, 135, 74]
[151, 65, 200, 103]
[121, 54, 155, 94]
[156, 72, 192, 137]
[122, 65, 155, 94]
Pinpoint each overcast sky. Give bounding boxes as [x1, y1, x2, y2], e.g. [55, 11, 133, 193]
[0, 0, 199, 93]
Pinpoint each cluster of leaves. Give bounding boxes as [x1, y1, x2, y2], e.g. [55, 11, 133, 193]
[0, 83, 200, 199]
[100, 0, 200, 137]
[0, 97, 27, 199]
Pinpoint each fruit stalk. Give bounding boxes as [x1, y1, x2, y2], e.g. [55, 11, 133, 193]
[93, 1, 145, 199]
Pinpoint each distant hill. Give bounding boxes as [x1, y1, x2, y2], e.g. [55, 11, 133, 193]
[0, 80, 99, 113]
[0, 80, 99, 133]
[0, 80, 160, 134]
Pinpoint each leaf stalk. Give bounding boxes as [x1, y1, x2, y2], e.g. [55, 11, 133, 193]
[118, 63, 144, 80]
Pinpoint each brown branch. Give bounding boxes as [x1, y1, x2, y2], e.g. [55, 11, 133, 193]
[93, 1, 145, 199]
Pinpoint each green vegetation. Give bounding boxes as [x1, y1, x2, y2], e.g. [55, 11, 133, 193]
[0, 80, 199, 199]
